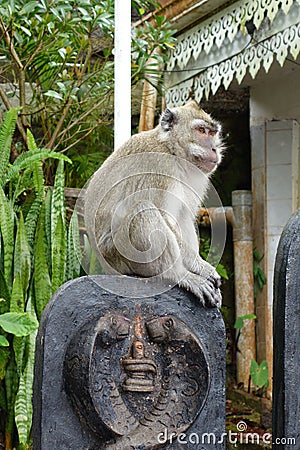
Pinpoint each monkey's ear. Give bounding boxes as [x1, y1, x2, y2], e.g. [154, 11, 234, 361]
[160, 108, 177, 131]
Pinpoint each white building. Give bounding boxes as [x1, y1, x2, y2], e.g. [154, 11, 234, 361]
[163, 0, 300, 391]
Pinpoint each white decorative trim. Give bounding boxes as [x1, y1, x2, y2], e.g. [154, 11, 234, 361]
[167, 0, 300, 71]
[165, 0, 300, 106]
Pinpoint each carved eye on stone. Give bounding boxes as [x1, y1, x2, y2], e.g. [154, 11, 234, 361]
[111, 316, 118, 327]
[163, 317, 174, 330]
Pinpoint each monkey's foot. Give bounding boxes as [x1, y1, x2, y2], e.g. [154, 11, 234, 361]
[178, 271, 222, 307]
[201, 275, 222, 307]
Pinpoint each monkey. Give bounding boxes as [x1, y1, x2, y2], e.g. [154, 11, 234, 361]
[84, 100, 224, 307]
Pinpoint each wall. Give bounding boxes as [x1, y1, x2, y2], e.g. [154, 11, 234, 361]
[250, 67, 300, 393]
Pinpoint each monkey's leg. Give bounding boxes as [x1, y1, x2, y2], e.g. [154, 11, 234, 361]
[111, 201, 220, 306]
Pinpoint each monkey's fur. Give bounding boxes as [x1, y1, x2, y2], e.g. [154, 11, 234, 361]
[84, 101, 224, 306]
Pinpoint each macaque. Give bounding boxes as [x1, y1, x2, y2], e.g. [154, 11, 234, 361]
[84, 100, 224, 306]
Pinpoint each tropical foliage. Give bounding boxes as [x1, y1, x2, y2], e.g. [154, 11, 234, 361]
[0, 108, 81, 449]
[0, 0, 176, 186]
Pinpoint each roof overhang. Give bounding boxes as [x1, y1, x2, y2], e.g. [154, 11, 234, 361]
[165, 0, 300, 106]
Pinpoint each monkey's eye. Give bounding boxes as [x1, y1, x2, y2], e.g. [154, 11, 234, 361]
[196, 126, 206, 134]
[209, 129, 217, 137]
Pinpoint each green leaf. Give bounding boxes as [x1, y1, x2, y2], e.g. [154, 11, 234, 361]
[33, 204, 52, 319]
[44, 90, 63, 100]
[15, 306, 37, 444]
[5, 358, 19, 443]
[25, 133, 45, 241]
[51, 213, 66, 293]
[66, 211, 81, 281]
[24, 196, 43, 248]
[0, 108, 19, 187]
[0, 313, 38, 337]
[6, 149, 71, 183]
[0, 347, 10, 380]
[13, 336, 26, 375]
[15, 374, 29, 444]
[250, 359, 269, 388]
[0, 272, 10, 313]
[0, 336, 9, 347]
[234, 313, 256, 329]
[10, 273, 25, 313]
[26, 129, 38, 151]
[51, 161, 66, 284]
[216, 263, 229, 280]
[51, 160, 66, 233]
[0, 187, 15, 289]
[14, 212, 31, 295]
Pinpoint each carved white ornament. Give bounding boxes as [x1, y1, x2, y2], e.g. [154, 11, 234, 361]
[165, 0, 300, 106]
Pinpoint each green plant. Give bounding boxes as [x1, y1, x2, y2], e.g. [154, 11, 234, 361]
[0, 109, 81, 449]
[199, 237, 229, 280]
[253, 248, 267, 298]
[0, 0, 176, 186]
[250, 359, 269, 392]
[233, 314, 256, 358]
[234, 313, 257, 330]
[233, 315, 269, 394]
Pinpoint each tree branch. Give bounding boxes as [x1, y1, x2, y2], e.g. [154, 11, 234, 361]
[0, 17, 29, 128]
[0, 84, 28, 144]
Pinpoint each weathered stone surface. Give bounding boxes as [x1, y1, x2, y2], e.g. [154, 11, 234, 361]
[33, 275, 226, 449]
[273, 209, 300, 449]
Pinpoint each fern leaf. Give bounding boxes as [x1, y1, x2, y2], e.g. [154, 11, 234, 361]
[26, 129, 38, 151]
[0, 187, 15, 289]
[0, 108, 19, 187]
[51, 213, 66, 293]
[32, 162, 44, 196]
[6, 149, 71, 184]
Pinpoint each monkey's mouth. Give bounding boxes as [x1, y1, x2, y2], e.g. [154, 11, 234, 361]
[192, 155, 218, 172]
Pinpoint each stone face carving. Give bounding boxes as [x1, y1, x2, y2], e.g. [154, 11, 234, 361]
[33, 276, 226, 450]
[64, 310, 209, 449]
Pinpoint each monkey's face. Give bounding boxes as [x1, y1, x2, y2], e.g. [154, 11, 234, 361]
[189, 117, 222, 173]
[160, 101, 223, 174]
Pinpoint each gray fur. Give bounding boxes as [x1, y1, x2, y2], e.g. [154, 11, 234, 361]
[84, 101, 224, 306]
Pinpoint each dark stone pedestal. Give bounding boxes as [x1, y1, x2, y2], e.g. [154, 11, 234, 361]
[33, 275, 226, 449]
[273, 209, 300, 448]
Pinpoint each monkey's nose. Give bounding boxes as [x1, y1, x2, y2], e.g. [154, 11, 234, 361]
[212, 148, 217, 153]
